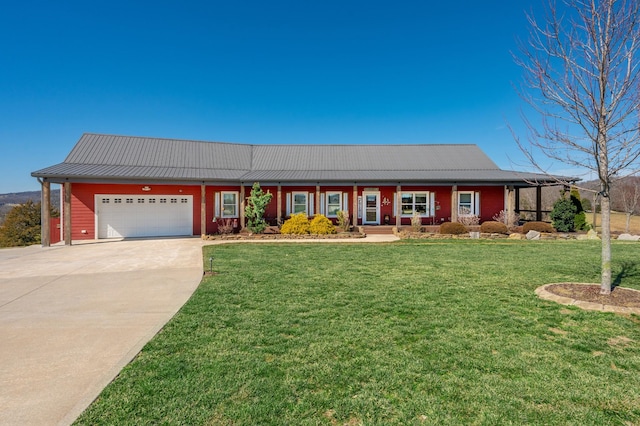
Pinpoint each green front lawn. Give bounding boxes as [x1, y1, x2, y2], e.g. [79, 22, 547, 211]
[76, 240, 640, 425]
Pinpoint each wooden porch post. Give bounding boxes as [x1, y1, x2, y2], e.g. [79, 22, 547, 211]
[506, 185, 515, 217]
[316, 184, 321, 216]
[41, 180, 51, 247]
[515, 187, 521, 214]
[240, 184, 246, 230]
[451, 185, 458, 223]
[277, 184, 282, 225]
[352, 184, 358, 227]
[536, 185, 542, 221]
[64, 181, 72, 245]
[276, 184, 282, 225]
[396, 185, 402, 229]
[201, 183, 206, 237]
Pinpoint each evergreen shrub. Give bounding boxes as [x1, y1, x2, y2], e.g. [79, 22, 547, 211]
[550, 197, 576, 232]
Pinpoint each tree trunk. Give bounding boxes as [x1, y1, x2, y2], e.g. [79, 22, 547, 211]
[625, 212, 631, 233]
[600, 195, 612, 295]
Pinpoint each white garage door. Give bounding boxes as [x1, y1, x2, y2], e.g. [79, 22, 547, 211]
[96, 195, 193, 238]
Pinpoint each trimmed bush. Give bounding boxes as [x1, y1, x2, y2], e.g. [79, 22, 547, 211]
[439, 221, 468, 235]
[550, 196, 576, 232]
[480, 221, 508, 234]
[280, 213, 310, 235]
[309, 214, 336, 235]
[522, 221, 555, 233]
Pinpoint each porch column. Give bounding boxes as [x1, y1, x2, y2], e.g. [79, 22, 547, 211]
[396, 185, 402, 228]
[352, 184, 358, 227]
[276, 184, 282, 225]
[240, 184, 246, 229]
[41, 179, 51, 247]
[64, 181, 72, 245]
[201, 183, 206, 237]
[277, 184, 282, 225]
[506, 185, 515, 217]
[316, 184, 321, 216]
[536, 185, 542, 221]
[451, 185, 458, 223]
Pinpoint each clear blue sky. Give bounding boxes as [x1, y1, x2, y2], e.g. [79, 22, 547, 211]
[1, 0, 549, 193]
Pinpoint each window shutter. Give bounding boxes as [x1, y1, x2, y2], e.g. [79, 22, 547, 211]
[320, 193, 326, 215]
[430, 192, 436, 216]
[475, 192, 481, 216]
[309, 193, 314, 215]
[358, 196, 362, 219]
[214, 192, 221, 217]
[342, 193, 348, 214]
[286, 193, 291, 216]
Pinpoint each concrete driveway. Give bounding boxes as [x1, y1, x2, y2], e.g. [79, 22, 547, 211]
[0, 238, 205, 426]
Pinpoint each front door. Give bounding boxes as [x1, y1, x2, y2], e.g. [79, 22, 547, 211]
[363, 191, 380, 225]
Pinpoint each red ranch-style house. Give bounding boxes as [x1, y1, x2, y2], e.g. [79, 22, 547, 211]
[32, 133, 559, 245]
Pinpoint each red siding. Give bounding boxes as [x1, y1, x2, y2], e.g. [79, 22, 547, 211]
[70, 183, 204, 240]
[64, 182, 506, 239]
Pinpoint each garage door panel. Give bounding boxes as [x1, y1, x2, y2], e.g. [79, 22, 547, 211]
[97, 195, 193, 238]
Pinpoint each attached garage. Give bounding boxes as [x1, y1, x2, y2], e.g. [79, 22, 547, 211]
[95, 194, 193, 238]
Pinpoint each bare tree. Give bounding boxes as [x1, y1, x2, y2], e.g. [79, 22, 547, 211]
[514, 0, 640, 294]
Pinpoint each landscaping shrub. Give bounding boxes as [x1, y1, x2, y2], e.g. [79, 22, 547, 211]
[439, 221, 468, 234]
[457, 214, 480, 226]
[570, 188, 590, 231]
[244, 182, 273, 234]
[309, 214, 336, 234]
[522, 221, 555, 233]
[480, 221, 508, 234]
[492, 209, 520, 230]
[336, 210, 350, 232]
[411, 211, 423, 232]
[216, 218, 234, 235]
[280, 213, 310, 234]
[550, 196, 576, 232]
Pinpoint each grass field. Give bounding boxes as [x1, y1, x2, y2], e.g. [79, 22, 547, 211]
[75, 241, 640, 425]
[589, 211, 640, 234]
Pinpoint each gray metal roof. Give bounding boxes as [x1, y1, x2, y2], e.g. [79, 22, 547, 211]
[32, 133, 559, 185]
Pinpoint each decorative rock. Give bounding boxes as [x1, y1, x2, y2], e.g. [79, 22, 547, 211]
[469, 231, 480, 239]
[526, 230, 541, 240]
[587, 229, 600, 240]
[508, 233, 524, 240]
[617, 233, 640, 241]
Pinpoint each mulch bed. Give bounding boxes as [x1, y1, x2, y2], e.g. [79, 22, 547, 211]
[545, 283, 640, 308]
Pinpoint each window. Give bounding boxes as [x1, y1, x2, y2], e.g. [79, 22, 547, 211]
[401, 192, 429, 216]
[102, 198, 110, 203]
[170, 198, 177, 204]
[292, 192, 308, 214]
[181, 198, 188, 203]
[221, 192, 238, 217]
[458, 192, 477, 216]
[326, 192, 342, 217]
[137, 198, 144, 203]
[149, 198, 156, 203]
[114, 198, 122, 204]
[126, 198, 133, 203]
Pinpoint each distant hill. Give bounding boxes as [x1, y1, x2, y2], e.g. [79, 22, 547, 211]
[0, 190, 61, 224]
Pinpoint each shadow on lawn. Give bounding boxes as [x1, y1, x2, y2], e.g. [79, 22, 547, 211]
[613, 261, 640, 289]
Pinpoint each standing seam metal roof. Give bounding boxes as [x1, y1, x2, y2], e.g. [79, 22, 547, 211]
[31, 133, 559, 184]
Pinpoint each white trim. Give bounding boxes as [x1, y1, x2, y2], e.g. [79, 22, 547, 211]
[362, 191, 381, 224]
[458, 191, 477, 216]
[326, 192, 342, 217]
[214, 192, 221, 217]
[291, 192, 308, 215]
[220, 191, 239, 218]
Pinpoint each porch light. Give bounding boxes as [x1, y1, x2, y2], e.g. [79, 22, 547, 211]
[142, 186, 151, 191]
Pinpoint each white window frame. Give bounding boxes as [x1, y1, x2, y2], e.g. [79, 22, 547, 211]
[401, 192, 430, 217]
[458, 191, 477, 216]
[326, 192, 342, 217]
[221, 191, 239, 218]
[291, 192, 308, 215]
